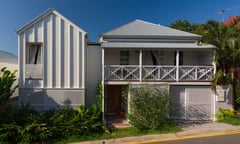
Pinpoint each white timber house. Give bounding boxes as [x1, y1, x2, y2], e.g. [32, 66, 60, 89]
[17, 9, 233, 120]
[17, 9, 88, 111]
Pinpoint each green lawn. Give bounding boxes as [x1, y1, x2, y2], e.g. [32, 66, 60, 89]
[53, 123, 182, 144]
[218, 116, 240, 125]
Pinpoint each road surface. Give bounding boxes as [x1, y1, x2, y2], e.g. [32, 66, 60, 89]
[148, 134, 240, 144]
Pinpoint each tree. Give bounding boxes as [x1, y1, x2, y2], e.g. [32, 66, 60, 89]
[0, 67, 18, 105]
[170, 20, 193, 32]
[171, 19, 240, 109]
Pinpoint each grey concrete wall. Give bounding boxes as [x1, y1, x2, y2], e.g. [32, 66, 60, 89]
[19, 88, 85, 112]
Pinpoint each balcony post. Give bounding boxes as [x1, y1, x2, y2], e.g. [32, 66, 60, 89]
[176, 50, 179, 81]
[101, 48, 105, 123]
[139, 49, 143, 81]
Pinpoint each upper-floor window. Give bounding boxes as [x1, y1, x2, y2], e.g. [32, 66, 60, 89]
[26, 43, 42, 64]
[120, 51, 129, 65]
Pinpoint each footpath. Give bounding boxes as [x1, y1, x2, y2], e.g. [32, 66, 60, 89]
[72, 122, 240, 144]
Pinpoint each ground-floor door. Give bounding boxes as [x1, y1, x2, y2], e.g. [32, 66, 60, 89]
[106, 85, 122, 114]
[170, 85, 214, 120]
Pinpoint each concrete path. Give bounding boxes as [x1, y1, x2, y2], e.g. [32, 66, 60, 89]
[71, 122, 240, 144]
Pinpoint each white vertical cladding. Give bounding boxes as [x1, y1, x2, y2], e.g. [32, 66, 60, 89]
[18, 10, 87, 89]
[69, 25, 74, 88]
[55, 16, 61, 88]
[35, 20, 43, 42]
[43, 15, 52, 88]
[79, 32, 83, 88]
[81, 33, 85, 88]
[26, 26, 34, 42]
[51, 14, 56, 88]
[75, 29, 79, 88]
[34, 24, 37, 42]
[47, 14, 53, 88]
[73, 27, 78, 88]
[64, 22, 70, 88]
[60, 19, 65, 88]
[19, 33, 25, 87]
[43, 15, 49, 88]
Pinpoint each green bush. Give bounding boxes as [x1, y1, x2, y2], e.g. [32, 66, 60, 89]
[0, 105, 108, 144]
[0, 105, 52, 144]
[0, 67, 18, 105]
[215, 108, 236, 121]
[128, 86, 173, 130]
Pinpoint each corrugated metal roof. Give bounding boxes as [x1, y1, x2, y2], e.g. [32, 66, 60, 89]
[102, 19, 201, 39]
[0, 50, 17, 64]
[101, 42, 216, 50]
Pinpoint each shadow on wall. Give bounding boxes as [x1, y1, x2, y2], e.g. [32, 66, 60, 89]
[171, 103, 212, 120]
[186, 104, 211, 120]
[19, 84, 85, 112]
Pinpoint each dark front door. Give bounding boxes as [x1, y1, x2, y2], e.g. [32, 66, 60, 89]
[106, 85, 122, 114]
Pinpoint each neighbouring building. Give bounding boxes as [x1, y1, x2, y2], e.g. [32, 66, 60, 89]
[0, 50, 18, 98]
[17, 8, 233, 120]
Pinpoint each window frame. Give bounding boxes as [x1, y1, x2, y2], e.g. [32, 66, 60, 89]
[25, 42, 42, 65]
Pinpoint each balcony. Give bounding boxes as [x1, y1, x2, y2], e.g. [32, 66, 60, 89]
[25, 64, 43, 79]
[104, 65, 214, 81]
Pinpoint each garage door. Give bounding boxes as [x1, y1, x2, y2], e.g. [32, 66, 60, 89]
[170, 86, 213, 120]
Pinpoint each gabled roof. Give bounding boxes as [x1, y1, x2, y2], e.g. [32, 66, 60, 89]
[102, 19, 201, 39]
[16, 8, 87, 34]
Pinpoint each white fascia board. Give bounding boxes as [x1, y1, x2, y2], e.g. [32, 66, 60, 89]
[101, 42, 216, 50]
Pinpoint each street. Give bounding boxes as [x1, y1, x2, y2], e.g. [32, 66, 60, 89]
[148, 134, 240, 144]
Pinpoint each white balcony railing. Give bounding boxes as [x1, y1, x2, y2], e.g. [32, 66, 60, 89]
[179, 66, 214, 81]
[105, 65, 140, 80]
[25, 64, 43, 79]
[105, 65, 214, 81]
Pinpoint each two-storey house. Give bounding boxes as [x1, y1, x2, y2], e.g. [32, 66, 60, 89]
[17, 9, 233, 120]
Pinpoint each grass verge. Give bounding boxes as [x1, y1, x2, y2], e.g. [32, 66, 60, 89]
[218, 116, 240, 125]
[53, 123, 181, 144]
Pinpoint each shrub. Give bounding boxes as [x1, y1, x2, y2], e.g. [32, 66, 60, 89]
[215, 108, 236, 121]
[0, 67, 18, 105]
[0, 105, 108, 144]
[128, 86, 173, 130]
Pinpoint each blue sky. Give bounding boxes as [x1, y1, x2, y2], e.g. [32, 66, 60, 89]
[1, 0, 240, 56]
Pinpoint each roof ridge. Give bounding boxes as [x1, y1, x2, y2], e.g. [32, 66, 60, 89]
[135, 19, 161, 27]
